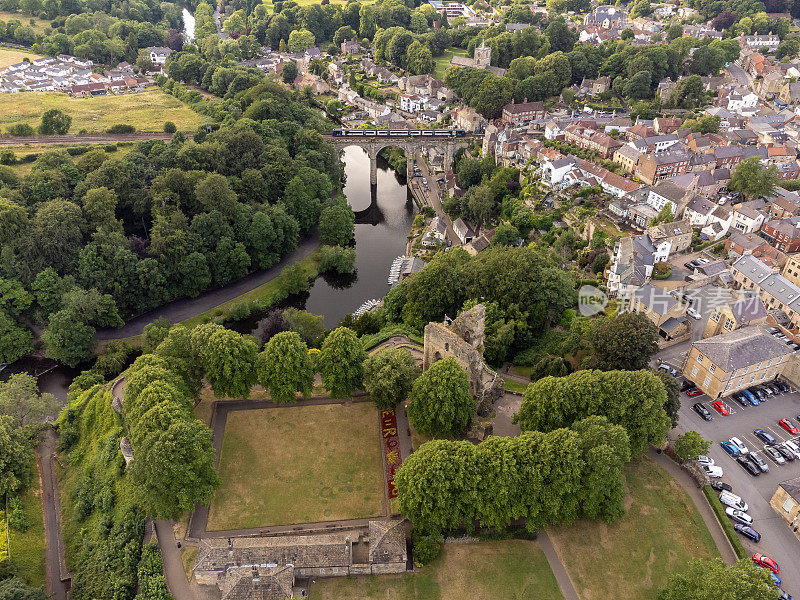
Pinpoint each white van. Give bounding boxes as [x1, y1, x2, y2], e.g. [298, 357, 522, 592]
[719, 491, 748, 512]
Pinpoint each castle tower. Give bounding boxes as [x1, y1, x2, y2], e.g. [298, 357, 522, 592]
[474, 40, 491, 68]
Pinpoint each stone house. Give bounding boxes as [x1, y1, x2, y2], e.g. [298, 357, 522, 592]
[629, 284, 689, 341]
[682, 325, 794, 398]
[731, 254, 800, 329]
[762, 216, 800, 253]
[769, 478, 800, 542]
[635, 150, 692, 185]
[703, 296, 768, 338]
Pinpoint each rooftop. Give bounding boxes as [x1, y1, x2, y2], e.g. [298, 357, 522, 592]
[692, 325, 794, 371]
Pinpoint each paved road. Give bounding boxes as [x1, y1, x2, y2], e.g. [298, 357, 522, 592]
[0, 132, 176, 146]
[38, 429, 68, 600]
[538, 531, 580, 600]
[412, 151, 458, 243]
[727, 63, 751, 87]
[213, 4, 228, 39]
[96, 235, 319, 340]
[154, 520, 194, 600]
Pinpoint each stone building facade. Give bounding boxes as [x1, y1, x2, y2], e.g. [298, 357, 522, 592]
[422, 304, 505, 415]
[769, 477, 800, 542]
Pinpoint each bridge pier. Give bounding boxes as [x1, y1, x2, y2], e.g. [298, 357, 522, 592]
[369, 151, 378, 186]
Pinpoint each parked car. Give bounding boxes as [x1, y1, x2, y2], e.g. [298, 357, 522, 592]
[697, 455, 715, 467]
[726, 507, 753, 525]
[711, 480, 732, 492]
[775, 380, 790, 393]
[764, 445, 785, 465]
[702, 463, 723, 478]
[422, 178, 427, 185]
[712, 400, 730, 415]
[730, 437, 749, 455]
[759, 569, 781, 586]
[680, 380, 695, 392]
[779, 418, 798, 435]
[734, 523, 761, 542]
[783, 439, 800, 459]
[750, 387, 767, 401]
[742, 389, 759, 405]
[684, 260, 700, 269]
[776, 444, 795, 462]
[696, 257, 710, 265]
[765, 383, 780, 395]
[693, 403, 712, 420]
[687, 307, 702, 320]
[747, 452, 769, 473]
[736, 455, 760, 476]
[720, 440, 740, 457]
[752, 553, 780, 574]
[754, 429, 776, 445]
[686, 388, 704, 397]
[778, 590, 793, 600]
[733, 392, 749, 407]
[718, 490, 748, 511]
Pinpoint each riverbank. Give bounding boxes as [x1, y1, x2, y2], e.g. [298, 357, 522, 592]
[378, 146, 407, 178]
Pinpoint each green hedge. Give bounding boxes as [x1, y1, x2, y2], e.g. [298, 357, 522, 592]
[702, 485, 747, 559]
[360, 324, 423, 351]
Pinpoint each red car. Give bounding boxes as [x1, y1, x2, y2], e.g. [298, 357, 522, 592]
[779, 418, 799, 435]
[752, 553, 780, 574]
[686, 388, 704, 397]
[712, 401, 730, 415]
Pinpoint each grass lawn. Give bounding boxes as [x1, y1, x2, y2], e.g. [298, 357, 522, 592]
[0, 89, 206, 133]
[8, 466, 45, 588]
[310, 539, 564, 600]
[180, 546, 198, 581]
[433, 48, 468, 80]
[0, 14, 51, 34]
[207, 402, 385, 529]
[548, 457, 719, 600]
[501, 377, 529, 394]
[0, 46, 42, 69]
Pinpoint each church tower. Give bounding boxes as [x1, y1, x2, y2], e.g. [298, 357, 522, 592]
[474, 40, 491, 68]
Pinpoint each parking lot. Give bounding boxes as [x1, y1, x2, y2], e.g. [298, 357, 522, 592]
[676, 383, 800, 594]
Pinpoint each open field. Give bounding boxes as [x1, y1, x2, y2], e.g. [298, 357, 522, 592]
[501, 377, 528, 394]
[0, 89, 207, 133]
[207, 402, 385, 529]
[549, 457, 719, 600]
[8, 469, 46, 588]
[0, 14, 52, 34]
[0, 46, 42, 69]
[433, 48, 468, 80]
[310, 539, 564, 600]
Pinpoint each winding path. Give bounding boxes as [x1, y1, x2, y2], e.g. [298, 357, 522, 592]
[95, 235, 319, 340]
[38, 429, 68, 600]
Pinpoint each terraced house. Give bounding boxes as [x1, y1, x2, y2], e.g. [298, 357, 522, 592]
[682, 325, 795, 398]
[731, 254, 800, 329]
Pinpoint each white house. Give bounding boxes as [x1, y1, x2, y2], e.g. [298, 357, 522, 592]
[146, 46, 172, 66]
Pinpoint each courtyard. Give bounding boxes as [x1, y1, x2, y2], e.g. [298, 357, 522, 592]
[206, 401, 386, 530]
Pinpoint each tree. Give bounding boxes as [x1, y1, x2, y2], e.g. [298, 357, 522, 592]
[674, 431, 710, 461]
[0, 311, 33, 364]
[256, 331, 314, 403]
[666, 24, 683, 41]
[490, 223, 520, 247]
[0, 415, 31, 496]
[363, 348, 420, 410]
[650, 203, 673, 226]
[38, 108, 71, 135]
[658, 558, 780, 600]
[195, 173, 237, 215]
[729, 157, 779, 200]
[468, 184, 494, 230]
[319, 245, 357, 274]
[41, 309, 97, 367]
[199, 328, 258, 398]
[288, 28, 315, 52]
[0, 577, 48, 600]
[545, 17, 578, 53]
[132, 418, 220, 520]
[656, 370, 680, 427]
[405, 39, 434, 75]
[318, 202, 355, 246]
[408, 357, 475, 437]
[282, 308, 325, 346]
[318, 327, 366, 397]
[588, 312, 660, 371]
[82, 186, 118, 231]
[514, 369, 670, 455]
[0, 373, 57, 428]
[529, 354, 572, 381]
[281, 59, 298, 83]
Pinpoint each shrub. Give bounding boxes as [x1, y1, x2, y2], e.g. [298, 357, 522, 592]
[319, 245, 357, 274]
[91, 341, 134, 379]
[702, 486, 747, 559]
[22, 153, 39, 163]
[6, 123, 34, 136]
[653, 261, 672, 280]
[163, 121, 177, 133]
[107, 124, 136, 134]
[104, 144, 117, 152]
[412, 531, 444, 566]
[6, 496, 29, 532]
[0, 150, 15, 165]
[66, 145, 90, 156]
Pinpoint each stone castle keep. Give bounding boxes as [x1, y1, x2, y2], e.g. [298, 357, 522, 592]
[422, 304, 504, 415]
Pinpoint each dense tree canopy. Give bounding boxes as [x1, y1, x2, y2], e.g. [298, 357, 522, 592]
[587, 312, 660, 371]
[408, 357, 475, 437]
[658, 559, 780, 600]
[515, 369, 671, 454]
[363, 347, 421, 410]
[256, 331, 315, 403]
[318, 326, 367, 398]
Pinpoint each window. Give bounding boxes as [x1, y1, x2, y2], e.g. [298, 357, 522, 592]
[767, 359, 772, 367]
[783, 497, 796, 513]
[697, 354, 704, 364]
[692, 366, 698, 377]
[710, 311, 720, 323]
[750, 376, 756, 383]
[709, 364, 716, 373]
[742, 366, 749, 375]
[704, 376, 711, 387]
[724, 318, 734, 330]
[761, 371, 767, 380]
[725, 382, 732, 392]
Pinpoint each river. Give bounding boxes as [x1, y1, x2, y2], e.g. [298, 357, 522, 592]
[232, 145, 417, 333]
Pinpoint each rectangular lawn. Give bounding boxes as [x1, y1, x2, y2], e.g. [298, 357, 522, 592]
[310, 540, 564, 600]
[0, 89, 207, 133]
[207, 402, 385, 529]
[9, 464, 46, 587]
[548, 457, 719, 600]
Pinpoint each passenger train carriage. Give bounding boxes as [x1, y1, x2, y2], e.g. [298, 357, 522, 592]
[332, 128, 467, 137]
